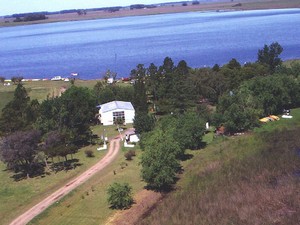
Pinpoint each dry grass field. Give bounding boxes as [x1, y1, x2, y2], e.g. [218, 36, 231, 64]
[137, 109, 300, 225]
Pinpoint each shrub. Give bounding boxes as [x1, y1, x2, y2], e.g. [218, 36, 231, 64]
[124, 150, 136, 160]
[84, 149, 94, 157]
[107, 182, 133, 209]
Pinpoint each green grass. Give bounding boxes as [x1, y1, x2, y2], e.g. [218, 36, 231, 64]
[28, 144, 143, 225]
[254, 108, 300, 133]
[0, 91, 14, 112]
[138, 110, 300, 225]
[0, 124, 126, 225]
[0, 80, 101, 111]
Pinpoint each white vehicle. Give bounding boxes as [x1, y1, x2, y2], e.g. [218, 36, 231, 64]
[51, 76, 62, 81]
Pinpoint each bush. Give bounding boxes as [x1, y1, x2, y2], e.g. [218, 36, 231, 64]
[11, 76, 23, 84]
[124, 150, 136, 160]
[84, 149, 94, 157]
[107, 182, 133, 209]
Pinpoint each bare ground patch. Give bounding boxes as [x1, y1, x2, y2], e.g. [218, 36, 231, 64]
[107, 189, 163, 225]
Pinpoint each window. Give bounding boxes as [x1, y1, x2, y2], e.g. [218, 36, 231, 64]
[113, 111, 125, 124]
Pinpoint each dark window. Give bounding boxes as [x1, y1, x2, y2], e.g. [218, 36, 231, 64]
[113, 111, 125, 123]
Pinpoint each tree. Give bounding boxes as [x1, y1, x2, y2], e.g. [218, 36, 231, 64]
[103, 69, 117, 83]
[0, 76, 5, 83]
[107, 182, 133, 209]
[174, 112, 206, 150]
[140, 130, 181, 191]
[227, 58, 241, 70]
[133, 112, 155, 134]
[11, 76, 23, 84]
[132, 64, 148, 113]
[58, 86, 97, 145]
[34, 97, 61, 134]
[257, 42, 283, 73]
[93, 83, 134, 105]
[0, 130, 41, 178]
[0, 83, 31, 133]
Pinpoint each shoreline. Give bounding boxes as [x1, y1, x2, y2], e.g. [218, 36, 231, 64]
[1, 59, 299, 82]
[1, 0, 300, 28]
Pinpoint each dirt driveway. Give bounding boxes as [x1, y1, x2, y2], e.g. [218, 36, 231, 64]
[10, 129, 134, 225]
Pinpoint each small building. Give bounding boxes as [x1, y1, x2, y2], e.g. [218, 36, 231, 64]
[97, 101, 135, 126]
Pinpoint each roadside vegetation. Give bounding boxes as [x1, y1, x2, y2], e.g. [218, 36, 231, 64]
[1, 42, 300, 224]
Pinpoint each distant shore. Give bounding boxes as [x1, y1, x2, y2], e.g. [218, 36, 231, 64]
[1, 0, 299, 27]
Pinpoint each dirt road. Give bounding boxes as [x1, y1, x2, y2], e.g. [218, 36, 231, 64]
[10, 129, 134, 225]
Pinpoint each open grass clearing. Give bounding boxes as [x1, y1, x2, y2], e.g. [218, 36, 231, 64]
[28, 143, 143, 225]
[0, 124, 125, 225]
[0, 79, 130, 112]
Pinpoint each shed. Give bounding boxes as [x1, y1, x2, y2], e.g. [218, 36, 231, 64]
[97, 101, 135, 126]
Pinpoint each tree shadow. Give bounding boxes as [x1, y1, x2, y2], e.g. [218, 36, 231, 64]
[144, 176, 180, 193]
[51, 158, 82, 173]
[10, 163, 46, 181]
[197, 141, 207, 149]
[179, 153, 194, 161]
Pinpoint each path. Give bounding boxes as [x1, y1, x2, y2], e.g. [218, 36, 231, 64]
[10, 129, 134, 225]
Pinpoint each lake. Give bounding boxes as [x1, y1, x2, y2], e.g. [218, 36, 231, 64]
[0, 8, 300, 80]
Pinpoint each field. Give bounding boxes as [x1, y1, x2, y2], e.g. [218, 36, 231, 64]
[0, 79, 101, 112]
[27, 144, 143, 225]
[1, 0, 300, 27]
[137, 110, 300, 224]
[0, 124, 134, 225]
[1, 85, 300, 224]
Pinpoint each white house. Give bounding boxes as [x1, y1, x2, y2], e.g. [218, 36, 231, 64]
[97, 101, 135, 126]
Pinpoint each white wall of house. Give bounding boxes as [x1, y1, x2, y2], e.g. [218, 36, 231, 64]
[100, 109, 135, 126]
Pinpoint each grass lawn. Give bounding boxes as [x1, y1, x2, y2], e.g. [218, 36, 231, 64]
[0, 124, 127, 225]
[0, 79, 101, 111]
[254, 108, 300, 133]
[28, 142, 143, 225]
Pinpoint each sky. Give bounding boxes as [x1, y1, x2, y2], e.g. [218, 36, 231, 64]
[0, 0, 180, 16]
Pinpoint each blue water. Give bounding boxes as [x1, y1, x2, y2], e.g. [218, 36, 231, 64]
[0, 8, 300, 79]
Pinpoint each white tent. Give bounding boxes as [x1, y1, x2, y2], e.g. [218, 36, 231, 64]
[98, 101, 135, 126]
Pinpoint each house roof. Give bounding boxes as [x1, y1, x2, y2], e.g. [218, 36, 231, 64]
[99, 101, 134, 113]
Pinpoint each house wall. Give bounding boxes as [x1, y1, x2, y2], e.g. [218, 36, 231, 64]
[100, 109, 135, 126]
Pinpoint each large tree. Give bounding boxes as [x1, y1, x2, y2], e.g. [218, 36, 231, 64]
[140, 129, 181, 191]
[58, 86, 97, 145]
[133, 112, 155, 134]
[257, 42, 283, 73]
[131, 64, 148, 113]
[174, 112, 206, 150]
[0, 130, 41, 178]
[36, 86, 96, 145]
[0, 83, 31, 133]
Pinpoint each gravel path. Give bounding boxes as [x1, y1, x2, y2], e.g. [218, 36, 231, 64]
[10, 129, 134, 225]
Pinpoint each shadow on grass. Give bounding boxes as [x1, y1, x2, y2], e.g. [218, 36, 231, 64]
[10, 163, 46, 181]
[9, 159, 82, 181]
[51, 159, 82, 173]
[180, 153, 193, 161]
[144, 176, 180, 193]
